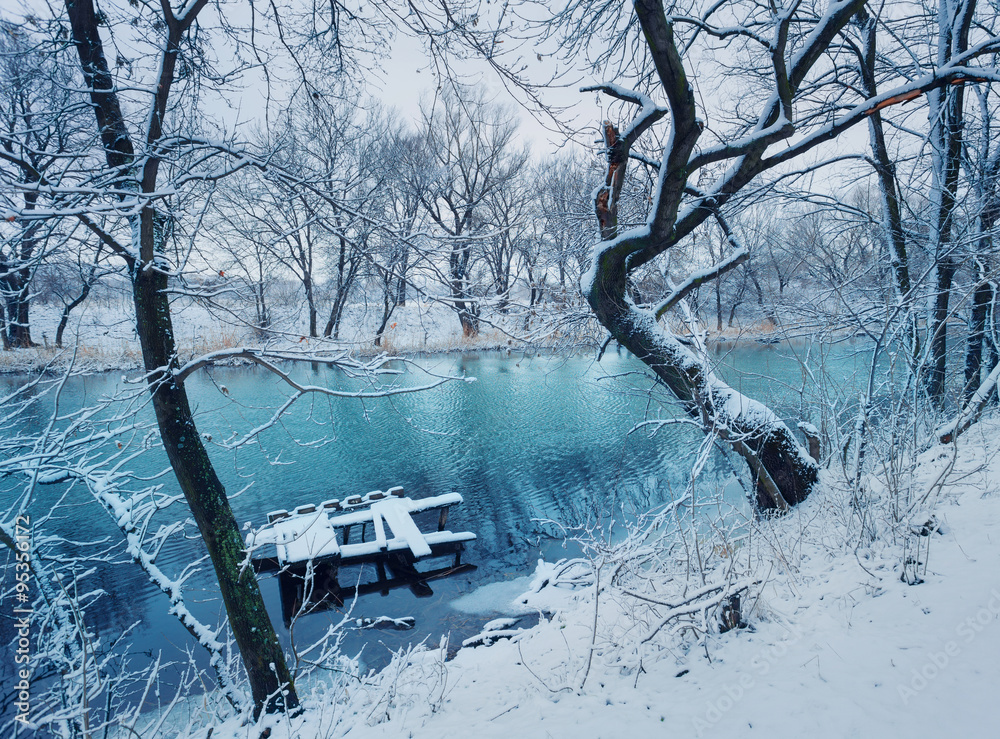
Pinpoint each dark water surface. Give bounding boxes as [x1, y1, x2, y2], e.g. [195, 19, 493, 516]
[0, 339, 870, 703]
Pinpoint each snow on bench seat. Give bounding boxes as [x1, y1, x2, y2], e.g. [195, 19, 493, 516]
[373, 499, 432, 557]
[248, 512, 341, 564]
[249, 492, 474, 566]
[401, 492, 463, 514]
[324, 493, 464, 528]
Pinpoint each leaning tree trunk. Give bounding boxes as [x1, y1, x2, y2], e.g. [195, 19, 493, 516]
[576, 0, 870, 513]
[586, 246, 817, 512]
[131, 212, 299, 715]
[55, 280, 92, 349]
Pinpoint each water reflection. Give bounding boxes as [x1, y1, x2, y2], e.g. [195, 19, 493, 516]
[0, 341, 869, 705]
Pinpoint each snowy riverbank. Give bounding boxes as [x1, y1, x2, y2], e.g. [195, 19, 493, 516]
[0, 294, 804, 376]
[0, 295, 599, 374]
[168, 418, 1000, 738]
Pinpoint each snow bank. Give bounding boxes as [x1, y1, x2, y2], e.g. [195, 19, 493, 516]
[0, 294, 599, 375]
[194, 418, 1000, 739]
[450, 575, 535, 616]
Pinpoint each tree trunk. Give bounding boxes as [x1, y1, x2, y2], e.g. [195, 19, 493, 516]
[965, 277, 992, 403]
[715, 279, 723, 332]
[457, 305, 479, 337]
[7, 192, 41, 348]
[0, 301, 10, 350]
[65, 0, 298, 715]
[131, 213, 298, 716]
[303, 276, 318, 338]
[924, 2, 973, 408]
[374, 284, 397, 346]
[323, 235, 351, 339]
[55, 281, 92, 349]
[926, 258, 955, 407]
[586, 246, 817, 513]
[450, 241, 479, 337]
[582, 0, 838, 511]
[8, 287, 36, 348]
[254, 261, 270, 332]
[396, 271, 407, 307]
[395, 246, 409, 307]
[255, 282, 269, 332]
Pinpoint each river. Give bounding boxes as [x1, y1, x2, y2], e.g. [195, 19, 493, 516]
[0, 338, 871, 700]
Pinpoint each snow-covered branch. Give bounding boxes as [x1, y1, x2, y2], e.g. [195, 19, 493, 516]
[654, 247, 749, 320]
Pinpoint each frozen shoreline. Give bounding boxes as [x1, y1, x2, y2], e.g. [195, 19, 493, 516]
[236, 419, 1000, 739]
[0, 297, 811, 376]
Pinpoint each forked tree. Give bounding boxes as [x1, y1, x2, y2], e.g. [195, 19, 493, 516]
[61, 0, 301, 714]
[413, 87, 530, 337]
[564, 0, 1000, 510]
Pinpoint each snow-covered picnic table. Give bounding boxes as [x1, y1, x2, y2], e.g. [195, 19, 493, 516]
[246, 489, 474, 569]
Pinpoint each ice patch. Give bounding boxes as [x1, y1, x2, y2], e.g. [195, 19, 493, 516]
[450, 576, 534, 616]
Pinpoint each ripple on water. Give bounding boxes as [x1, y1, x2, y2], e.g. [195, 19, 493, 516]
[6, 344, 865, 701]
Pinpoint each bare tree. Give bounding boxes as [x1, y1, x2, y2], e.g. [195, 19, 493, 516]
[0, 25, 89, 349]
[55, 0, 304, 713]
[534, 153, 596, 305]
[370, 122, 425, 346]
[210, 181, 283, 335]
[544, 0, 1000, 510]
[413, 87, 529, 337]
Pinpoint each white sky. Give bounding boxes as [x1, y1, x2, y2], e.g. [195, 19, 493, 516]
[376, 32, 600, 156]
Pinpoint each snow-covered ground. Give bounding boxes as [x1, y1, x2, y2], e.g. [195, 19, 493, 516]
[163, 418, 1000, 739]
[0, 293, 598, 374]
